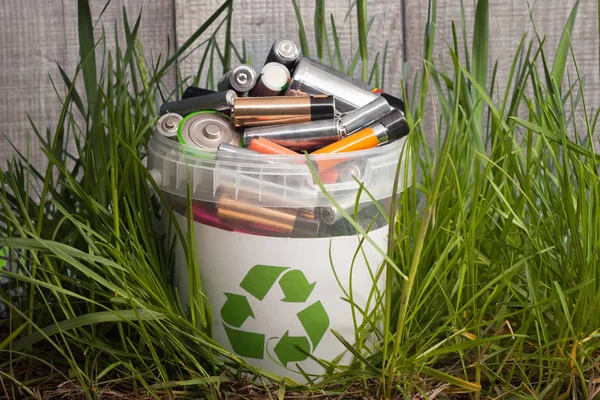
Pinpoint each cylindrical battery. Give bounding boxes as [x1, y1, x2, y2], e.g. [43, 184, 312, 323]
[247, 137, 298, 155]
[178, 112, 241, 150]
[340, 96, 391, 135]
[249, 62, 291, 97]
[377, 108, 410, 140]
[232, 95, 335, 127]
[182, 86, 216, 99]
[156, 113, 183, 138]
[216, 194, 320, 238]
[286, 57, 379, 113]
[217, 64, 258, 95]
[160, 90, 237, 116]
[311, 124, 388, 172]
[216, 143, 263, 162]
[265, 39, 301, 70]
[312, 108, 408, 171]
[243, 118, 344, 151]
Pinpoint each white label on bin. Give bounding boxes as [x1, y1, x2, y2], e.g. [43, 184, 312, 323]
[173, 213, 388, 383]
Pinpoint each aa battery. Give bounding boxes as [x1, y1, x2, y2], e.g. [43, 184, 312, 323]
[217, 64, 258, 95]
[216, 195, 320, 238]
[156, 113, 183, 138]
[160, 90, 237, 116]
[286, 57, 379, 113]
[178, 112, 241, 150]
[182, 86, 217, 99]
[249, 62, 291, 97]
[312, 108, 408, 167]
[340, 96, 391, 135]
[243, 118, 345, 151]
[265, 39, 301, 71]
[232, 95, 335, 127]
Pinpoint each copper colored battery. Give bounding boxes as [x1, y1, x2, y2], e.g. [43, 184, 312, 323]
[191, 201, 268, 235]
[232, 95, 335, 127]
[216, 195, 320, 238]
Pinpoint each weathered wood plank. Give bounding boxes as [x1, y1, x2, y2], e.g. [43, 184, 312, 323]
[173, 0, 405, 96]
[403, 1, 599, 132]
[0, 0, 176, 170]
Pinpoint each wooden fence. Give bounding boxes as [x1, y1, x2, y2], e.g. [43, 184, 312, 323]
[0, 0, 596, 167]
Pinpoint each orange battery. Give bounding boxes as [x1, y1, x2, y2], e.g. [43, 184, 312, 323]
[316, 167, 340, 184]
[311, 124, 387, 171]
[247, 137, 298, 156]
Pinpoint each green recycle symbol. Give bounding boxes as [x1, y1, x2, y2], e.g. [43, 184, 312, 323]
[220, 265, 330, 366]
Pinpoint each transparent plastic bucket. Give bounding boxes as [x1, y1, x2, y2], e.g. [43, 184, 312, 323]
[147, 132, 410, 382]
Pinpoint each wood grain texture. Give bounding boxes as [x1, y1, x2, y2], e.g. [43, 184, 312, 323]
[172, 0, 404, 95]
[403, 0, 599, 139]
[0, 0, 176, 170]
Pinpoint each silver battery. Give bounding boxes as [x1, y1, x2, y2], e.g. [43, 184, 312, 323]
[243, 118, 345, 151]
[178, 112, 241, 150]
[249, 62, 291, 97]
[160, 90, 236, 116]
[340, 96, 391, 135]
[217, 64, 257, 95]
[265, 39, 301, 70]
[156, 113, 183, 138]
[216, 143, 262, 161]
[286, 57, 379, 113]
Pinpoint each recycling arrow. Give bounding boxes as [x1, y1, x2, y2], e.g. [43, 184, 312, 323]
[224, 324, 265, 359]
[221, 293, 254, 328]
[240, 265, 288, 300]
[279, 270, 315, 302]
[297, 301, 329, 348]
[274, 331, 310, 366]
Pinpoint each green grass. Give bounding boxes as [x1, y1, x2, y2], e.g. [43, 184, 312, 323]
[2, 0, 600, 398]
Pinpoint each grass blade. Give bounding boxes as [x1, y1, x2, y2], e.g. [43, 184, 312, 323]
[77, 0, 98, 114]
[552, 0, 580, 85]
[356, 0, 368, 82]
[292, 0, 310, 56]
[314, 0, 326, 62]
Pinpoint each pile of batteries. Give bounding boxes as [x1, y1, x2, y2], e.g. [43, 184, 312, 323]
[154, 39, 409, 238]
